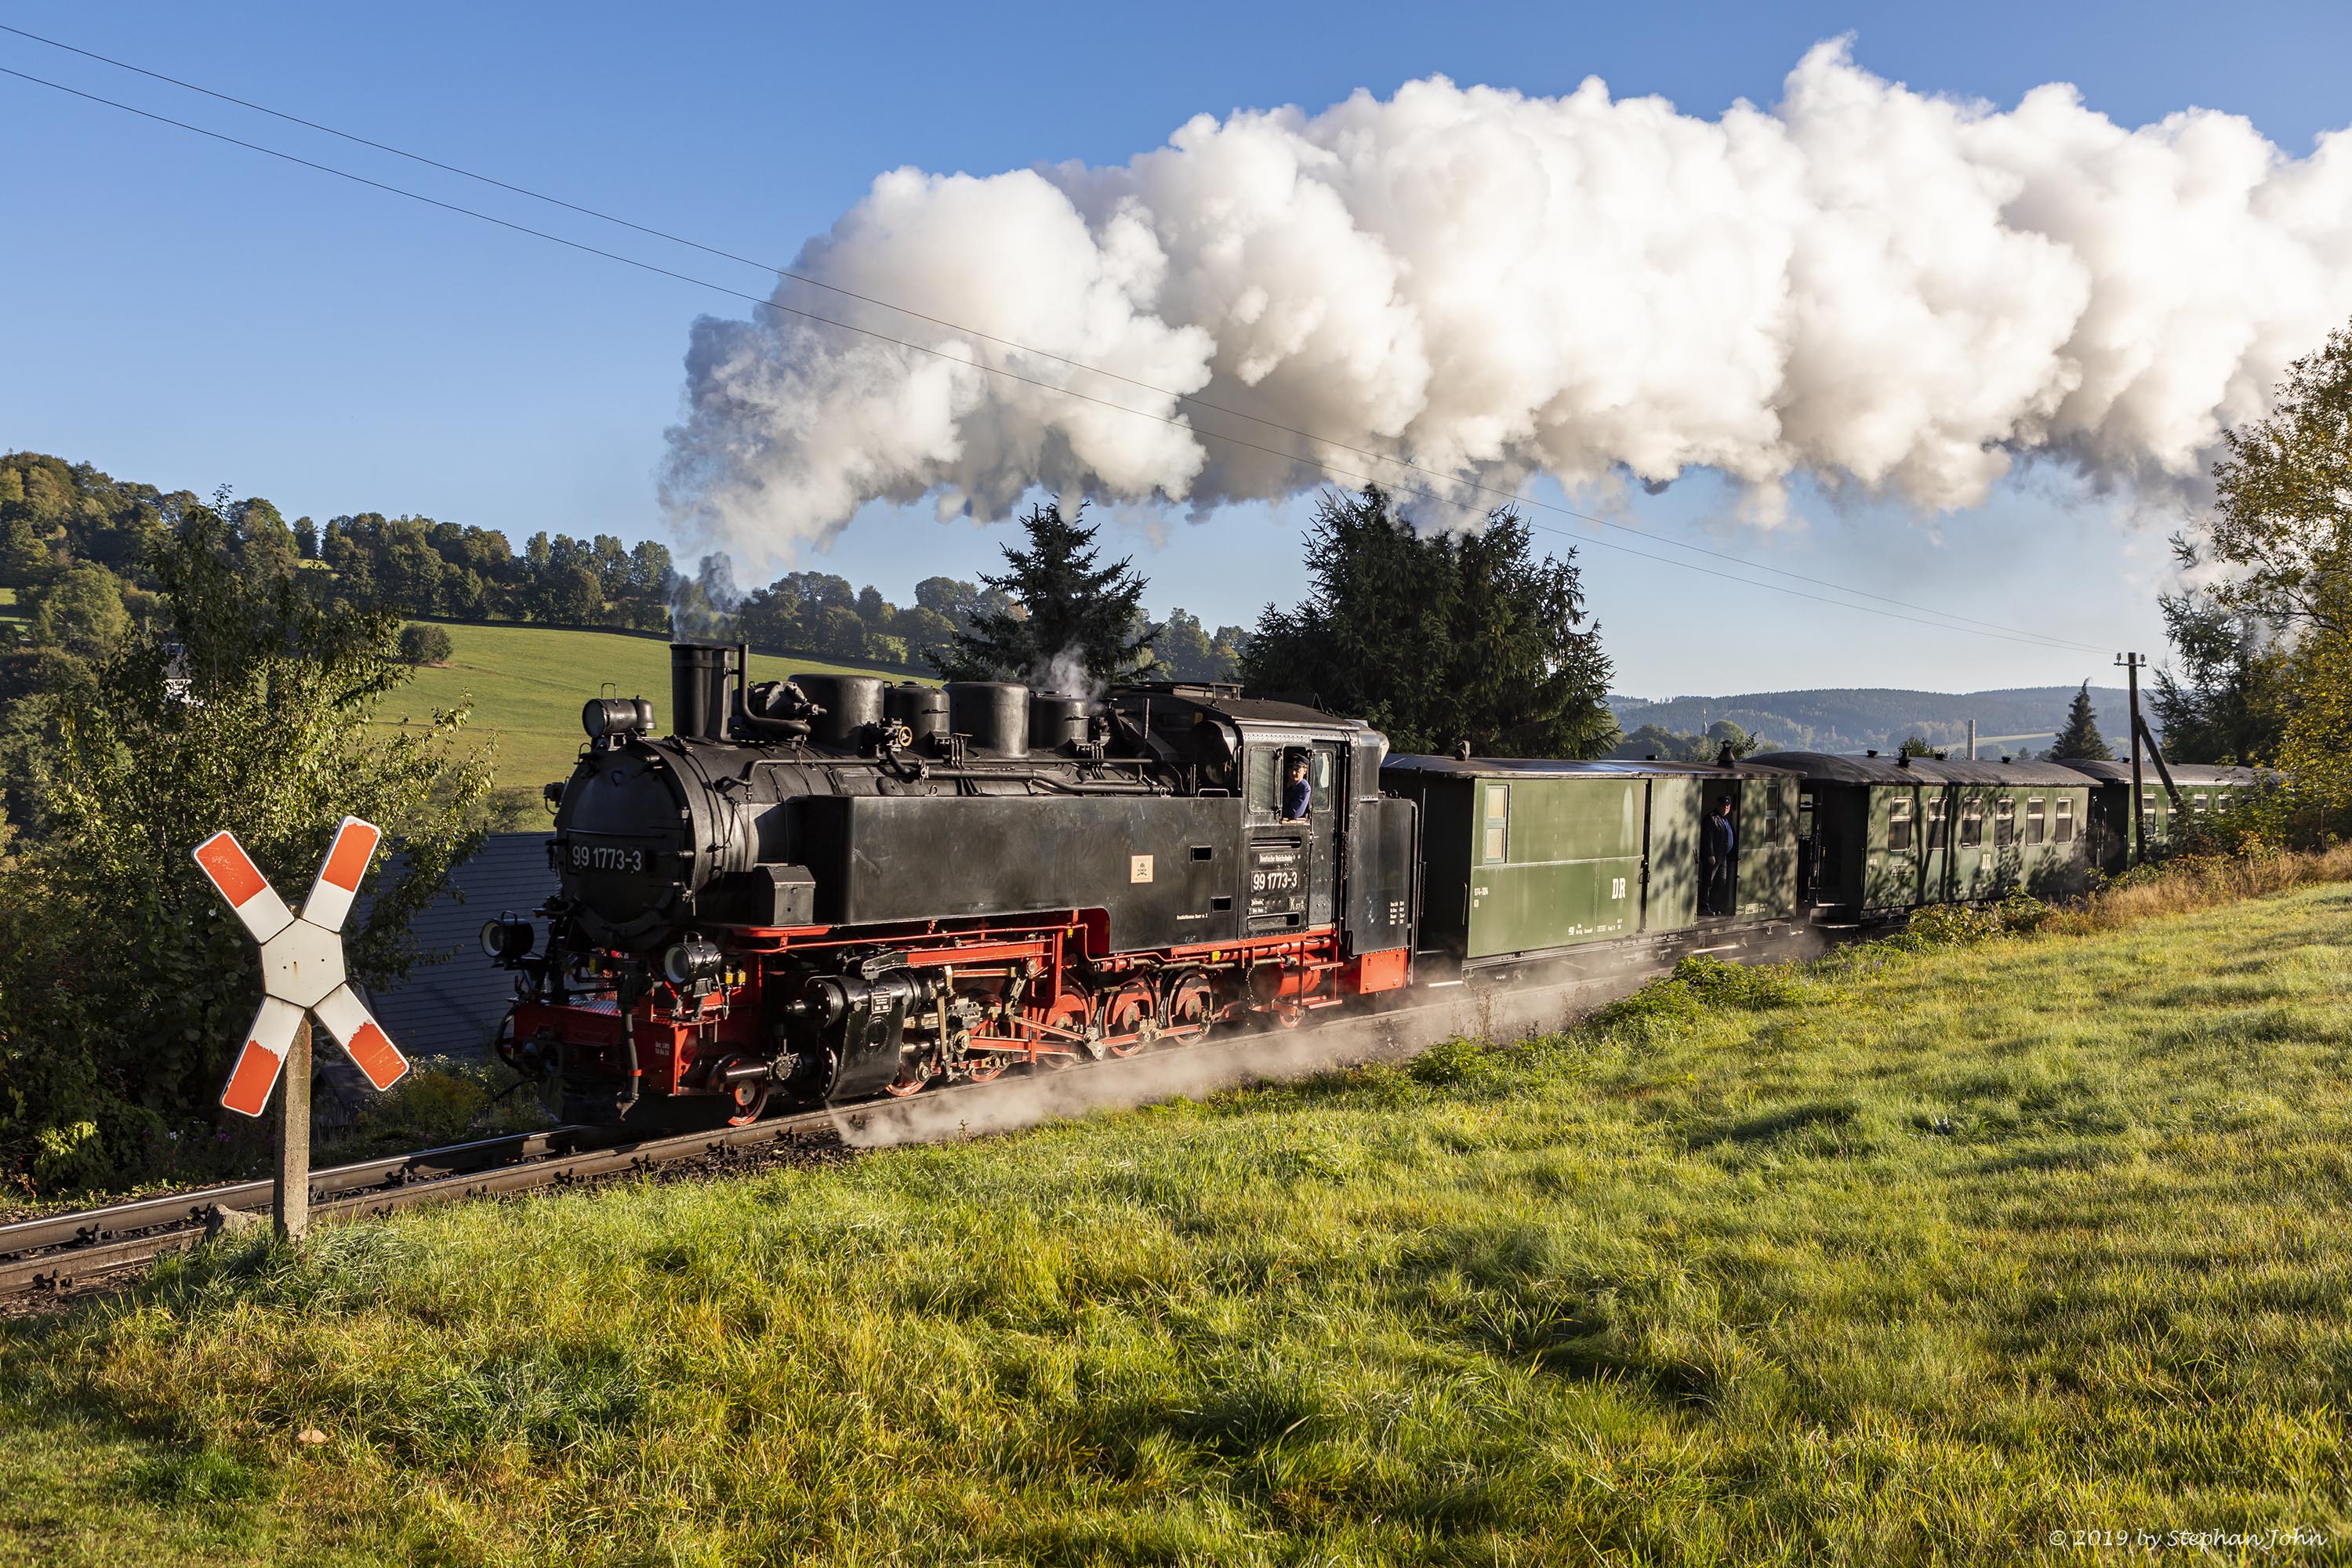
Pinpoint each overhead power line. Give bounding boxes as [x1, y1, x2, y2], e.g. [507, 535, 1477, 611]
[0, 46, 2120, 658]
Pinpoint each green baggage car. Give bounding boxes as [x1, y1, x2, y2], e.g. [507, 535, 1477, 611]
[1381, 755, 1799, 971]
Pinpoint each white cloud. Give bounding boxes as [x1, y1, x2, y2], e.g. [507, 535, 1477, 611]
[661, 41, 2352, 569]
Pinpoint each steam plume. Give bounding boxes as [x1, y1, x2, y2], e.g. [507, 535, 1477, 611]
[661, 41, 2352, 558]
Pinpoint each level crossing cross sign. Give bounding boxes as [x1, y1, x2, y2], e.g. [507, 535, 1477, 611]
[193, 816, 411, 1116]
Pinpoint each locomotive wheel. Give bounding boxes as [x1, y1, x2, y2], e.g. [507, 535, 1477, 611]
[1163, 971, 1214, 1039]
[1105, 982, 1156, 1058]
[723, 1074, 770, 1127]
[884, 1051, 937, 1098]
[1033, 992, 1091, 1071]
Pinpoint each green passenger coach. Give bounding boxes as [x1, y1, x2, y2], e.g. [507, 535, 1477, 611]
[1381, 757, 1799, 969]
[2054, 760, 2266, 874]
[1748, 752, 2096, 918]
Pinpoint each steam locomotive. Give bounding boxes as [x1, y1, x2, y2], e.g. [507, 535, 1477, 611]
[490, 641, 1417, 1126]
[488, 641, 2235, 1129]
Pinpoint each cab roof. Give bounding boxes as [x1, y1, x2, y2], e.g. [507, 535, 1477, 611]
[1112, 687, 1362, 730]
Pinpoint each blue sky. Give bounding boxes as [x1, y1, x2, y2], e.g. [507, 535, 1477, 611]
[5, 2, 2348, 696]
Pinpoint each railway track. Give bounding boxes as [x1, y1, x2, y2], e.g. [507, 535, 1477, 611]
[2, 916, 1826, 1305]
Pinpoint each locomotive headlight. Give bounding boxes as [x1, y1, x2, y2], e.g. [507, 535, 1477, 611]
[480, 915, 536, 960]
[662, 936, 724, 985]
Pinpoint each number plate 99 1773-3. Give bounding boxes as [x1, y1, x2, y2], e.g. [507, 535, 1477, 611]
[571, 842, 648, 874]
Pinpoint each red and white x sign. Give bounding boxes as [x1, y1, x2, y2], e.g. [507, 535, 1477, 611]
[193, 816, 410, 1116]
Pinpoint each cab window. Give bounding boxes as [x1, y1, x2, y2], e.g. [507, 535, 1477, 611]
[1246, 746, 1281, 816]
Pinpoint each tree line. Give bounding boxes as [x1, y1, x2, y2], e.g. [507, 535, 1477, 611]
[0, 450, 1247, 681]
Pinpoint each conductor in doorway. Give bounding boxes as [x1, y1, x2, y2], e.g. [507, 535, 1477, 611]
[1281, 755, 1312, 821]
[1702, 795, 1736, 916]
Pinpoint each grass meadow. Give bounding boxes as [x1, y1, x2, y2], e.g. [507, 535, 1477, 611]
[380, 622, 916, 791]
[4, 882, 2351, 1564]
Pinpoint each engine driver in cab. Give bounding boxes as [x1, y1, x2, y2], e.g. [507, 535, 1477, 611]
[1282, 753, 1312, 821]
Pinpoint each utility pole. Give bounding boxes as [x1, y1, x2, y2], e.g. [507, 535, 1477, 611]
[2115, 652, 2147, 866]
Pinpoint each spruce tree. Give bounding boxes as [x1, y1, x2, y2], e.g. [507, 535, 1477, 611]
[1242, 486, 1617, 758]
[931, 501, 1156, 687]
[2049, 681, 2115, 760]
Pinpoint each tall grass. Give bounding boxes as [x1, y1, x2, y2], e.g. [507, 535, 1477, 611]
[5, 880, 2352, 1563]
[2055, 842, 2352, 932]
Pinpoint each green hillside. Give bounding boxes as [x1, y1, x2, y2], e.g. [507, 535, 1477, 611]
[1607, 685, 2131, 757]
[378, 621, 923, 790]
[7, 880, 2352, 1563]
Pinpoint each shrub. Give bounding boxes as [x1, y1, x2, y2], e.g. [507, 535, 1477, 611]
[399, 622, 454, 666]
[320, 1055, 546, 1162]
[1896, 895, 2048, 949]
[1407, 1034, 1511, 1090]
[1670, 953, 1806, 1009]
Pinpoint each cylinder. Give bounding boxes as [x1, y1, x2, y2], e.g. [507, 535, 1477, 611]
[1029, 694, 1088, 751]
[792, 673, 886, 745]
[669, 642, 735, 742]
[946, 681, 1029, 755]
[886, 681, 949, 743]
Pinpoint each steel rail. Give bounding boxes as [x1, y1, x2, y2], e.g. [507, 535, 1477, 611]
[0, 1124, 614, 1260]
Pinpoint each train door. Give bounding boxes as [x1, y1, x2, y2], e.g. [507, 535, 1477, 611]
[1240, 737, 1338, 932]
[1644, 775, 1702, 930]
[1922, 789, 1951, 903]
[1737, 781, 1793, 916]
[1693, 781, 1738, 919]
[1796, 788, 1816, 906]
[1305, 741, 1342, 927]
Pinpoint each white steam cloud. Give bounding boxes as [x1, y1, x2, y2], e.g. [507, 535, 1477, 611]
[660, 41, 2352, 559]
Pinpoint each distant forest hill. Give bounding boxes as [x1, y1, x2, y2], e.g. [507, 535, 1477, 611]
[1606, 687, 2132, 758]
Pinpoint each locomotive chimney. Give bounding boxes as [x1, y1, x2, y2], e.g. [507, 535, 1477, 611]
[670, 641, 740, 742]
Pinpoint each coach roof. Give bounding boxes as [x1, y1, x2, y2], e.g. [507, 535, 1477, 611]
[1748, 750, 2093, 786]
[1383, 754, 1798, 780]
[2051, 760, 2268, 786]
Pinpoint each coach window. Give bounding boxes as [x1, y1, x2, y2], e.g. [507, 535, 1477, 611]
[1994, 797, 2016, 849]
[2056, 798, 2076, 843]
[1886, 797, 1914, 853]
[1960, 798, 1984, 848]
[2026, 797, 2046, 846]
[1480, 783, 1510, 865]
[1925, 797, 1948, 850]
[2193, 792, 2209, 815]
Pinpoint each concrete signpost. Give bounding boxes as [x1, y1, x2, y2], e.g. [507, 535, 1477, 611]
[192, 816, 412, 1240]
